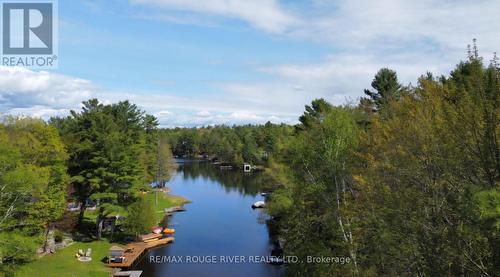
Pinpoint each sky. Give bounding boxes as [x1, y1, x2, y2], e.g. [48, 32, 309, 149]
[0, 0, 499, 127]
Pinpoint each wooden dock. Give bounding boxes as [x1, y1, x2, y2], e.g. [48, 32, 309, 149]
[146, 237, 174, 248]
[113, 270, 143, 277]
[164, 206, 186, 216]
[108, 237, 174, 268]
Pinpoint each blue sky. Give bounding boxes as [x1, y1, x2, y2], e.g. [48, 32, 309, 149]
[1, 0, 499, 127]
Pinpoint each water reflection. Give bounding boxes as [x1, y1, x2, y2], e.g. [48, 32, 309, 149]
[134, 159, 283, 277]
[177, 159, 266, 197]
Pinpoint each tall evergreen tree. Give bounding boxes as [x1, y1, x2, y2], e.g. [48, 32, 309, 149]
[363, 68, 402, 111]
[297, 98, 333, 130]
[51, 99, 160, 239]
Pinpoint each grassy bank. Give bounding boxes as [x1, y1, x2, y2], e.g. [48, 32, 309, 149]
[145, 191, 190, 222]
[83, 191, 189, 223]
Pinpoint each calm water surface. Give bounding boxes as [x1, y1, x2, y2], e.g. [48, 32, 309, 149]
[135, 160, 283, 277]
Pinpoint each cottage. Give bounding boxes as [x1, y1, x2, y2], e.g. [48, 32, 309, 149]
[103, 215, 124, 232]
[85, 199, 98, 211]
[66, 202, 80, 212]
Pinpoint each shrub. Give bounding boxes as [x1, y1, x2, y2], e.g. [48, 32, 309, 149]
[54, 230, 64, 243]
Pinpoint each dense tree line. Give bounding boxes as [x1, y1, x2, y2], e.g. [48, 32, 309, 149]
[156, 46, 498, 276]
[163, 123, 293, 166]
[266, 51, 499, 276]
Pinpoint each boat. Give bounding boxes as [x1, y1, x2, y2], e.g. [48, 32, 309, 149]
[268, 256, 284, 265]
[252, 201, 265, 209]
[152, 226, 162, 234]
[163, 228, 175, 235]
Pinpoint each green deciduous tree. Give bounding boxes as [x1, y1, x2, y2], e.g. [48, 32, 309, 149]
[124, 196, 156, 236]
[352, 54, 499, 276]
[267, 47, 498, 276]
[0, 118, 68, 274]
[276, 104, 360, 276]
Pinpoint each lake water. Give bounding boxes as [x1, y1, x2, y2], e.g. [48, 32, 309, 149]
[135, 160, 284, 277]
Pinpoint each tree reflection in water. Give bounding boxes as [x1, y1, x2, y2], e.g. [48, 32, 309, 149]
[176, 159, 265, 197]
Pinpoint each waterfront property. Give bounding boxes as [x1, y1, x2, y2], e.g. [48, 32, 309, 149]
[107, 237, 175, 269]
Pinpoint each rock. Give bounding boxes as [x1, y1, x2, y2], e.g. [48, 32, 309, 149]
[164, 206, 186, 214]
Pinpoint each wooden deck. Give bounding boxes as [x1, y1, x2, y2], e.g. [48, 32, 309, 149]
[108, 237, 174, 268]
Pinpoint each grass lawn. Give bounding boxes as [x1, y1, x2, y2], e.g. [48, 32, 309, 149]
[83, 206, 126, 221]
[15, 239, 122, 277]
[15, 191, 189, 276]
[145, 191, 190, 222]
[83, 191, 189, 223]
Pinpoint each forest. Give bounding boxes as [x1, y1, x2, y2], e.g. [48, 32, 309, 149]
[162, 123, 293, 166]
[0, 49, 498, 276]
[163, 51, 500, 276]
[0, 100, 174, 275]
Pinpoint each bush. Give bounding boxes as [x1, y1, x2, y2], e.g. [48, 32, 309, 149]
[124, 196, 156, 236]
[54, 230, 64, 243]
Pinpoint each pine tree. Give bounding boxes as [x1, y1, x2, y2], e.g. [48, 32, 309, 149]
[363, 68, 402, 111]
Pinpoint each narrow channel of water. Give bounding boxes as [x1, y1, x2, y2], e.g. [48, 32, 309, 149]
[135, 160, 284, 277]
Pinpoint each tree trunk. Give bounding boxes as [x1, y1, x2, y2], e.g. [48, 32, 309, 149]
[43, 223, 54, 253]
[335, 175, 359, 275]
[77, 202, 85, 226]
[96, 214, 103, 240]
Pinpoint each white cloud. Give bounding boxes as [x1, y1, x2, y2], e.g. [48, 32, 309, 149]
[259, 52, 446, 94]
[154, 110, 172, 118]
[156, 110, 290, 128]
[6, 106, 70, 118]
[130, 0, 298, 33]
[127, 0, 500, 113]
[3, 1, 500, 127]
[131, 0, 500, 55]
[0, 66, 94, 110]
[284, 0, 499, 50]
[196, 110, 211, 118]
[237, 0, 500, 111]
[0, 66, 298, 127]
